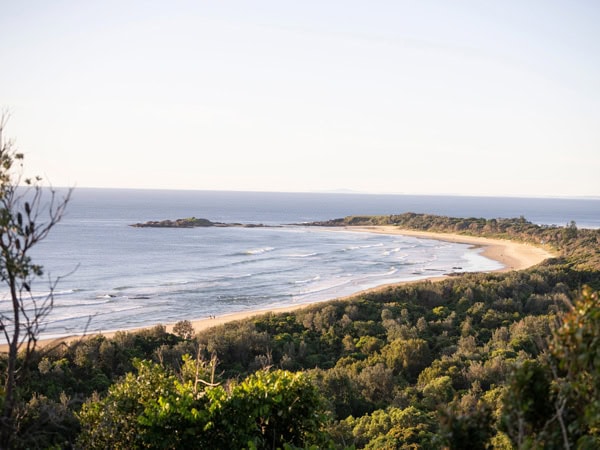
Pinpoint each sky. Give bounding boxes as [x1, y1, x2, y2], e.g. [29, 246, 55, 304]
[1, 1, 599, 197]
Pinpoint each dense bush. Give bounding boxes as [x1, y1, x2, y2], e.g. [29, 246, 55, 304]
[2, 215, 599, 448]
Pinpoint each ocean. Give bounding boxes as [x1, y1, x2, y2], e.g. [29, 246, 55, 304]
[6, 188, 600, 339]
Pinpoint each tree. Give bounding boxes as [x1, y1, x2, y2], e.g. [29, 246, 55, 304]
[172, 319, 194, 340]
[439, 401, 494, 450]
[0, 114, 71, 445]
[78, 358, 330, 449]
[500, 360, 556, 448]
[77, 360, 177, 449]
[208, 369, 330, 449]
[381, 338, 432, 382]
[550, 286, 600, 448]
[501, 287, 600, 448]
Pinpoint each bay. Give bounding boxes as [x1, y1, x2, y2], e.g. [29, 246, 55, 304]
[4, 188, 598, 338]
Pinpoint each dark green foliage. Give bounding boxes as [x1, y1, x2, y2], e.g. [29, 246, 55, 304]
[4, 214, 600, 448]
[77, 359, 176, 449]
[311, 366, 372, 419]
[381, 338, 431, 381]
[340, 405, 437, 449]
[18, 326, 185, 403]
[500, 360, 555, 447]
[9, 262, 593, 448]
[498, 287, 600, 449]
[439, 402, 494, 450]
[78, 359, 329, 449]
[551, 287, 600, 447]
[11, 393, 80, 450]
[208, 369, 330, 449]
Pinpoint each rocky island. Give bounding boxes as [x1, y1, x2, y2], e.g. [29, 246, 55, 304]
[130, 217, 269, 228]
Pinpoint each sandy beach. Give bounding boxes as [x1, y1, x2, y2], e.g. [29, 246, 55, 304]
[6, 227, 555, 350]
[348, 226, 554, 272]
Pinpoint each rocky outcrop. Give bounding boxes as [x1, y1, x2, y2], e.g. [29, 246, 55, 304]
[130, 217, 269, 228]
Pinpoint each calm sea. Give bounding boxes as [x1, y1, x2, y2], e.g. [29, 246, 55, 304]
[6, 188, 599, 339]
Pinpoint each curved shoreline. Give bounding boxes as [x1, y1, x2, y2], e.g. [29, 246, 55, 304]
[6, 227, 555, 350]
[347, 226, 554, 272]
[163, 227, 554, 335]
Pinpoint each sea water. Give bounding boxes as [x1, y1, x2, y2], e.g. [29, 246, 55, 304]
[4, 188, 599, 338]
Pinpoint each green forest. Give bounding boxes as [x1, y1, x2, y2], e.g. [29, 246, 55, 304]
[2, 213, 600, 449]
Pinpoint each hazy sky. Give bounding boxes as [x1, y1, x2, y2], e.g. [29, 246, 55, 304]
[1, 1, 599, 197]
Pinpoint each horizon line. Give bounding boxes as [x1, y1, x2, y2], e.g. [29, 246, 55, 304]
[36, 185, 600, 201]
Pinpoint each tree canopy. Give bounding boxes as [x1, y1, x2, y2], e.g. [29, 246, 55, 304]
[2, 208, 600, 447]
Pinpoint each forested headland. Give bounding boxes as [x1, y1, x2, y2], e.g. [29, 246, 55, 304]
[3, 214, 600, 449]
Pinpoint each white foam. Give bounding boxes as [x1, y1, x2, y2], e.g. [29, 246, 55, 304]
[245, 246, 275, 255]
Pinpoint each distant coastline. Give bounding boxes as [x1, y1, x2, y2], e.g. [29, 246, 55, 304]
[64, 188, 600, 228]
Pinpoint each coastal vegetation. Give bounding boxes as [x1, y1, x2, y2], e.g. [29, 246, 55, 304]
[1, 212, 599, 448]
[308, 214, 599, 270]
[130, 217, 269, 228]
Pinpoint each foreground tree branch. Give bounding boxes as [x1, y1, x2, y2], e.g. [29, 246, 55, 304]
[0, 113, 71, 446]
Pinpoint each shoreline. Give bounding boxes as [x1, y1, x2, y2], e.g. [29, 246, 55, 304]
[347, 226, 554, 272]
[6, 227, 555, 350]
